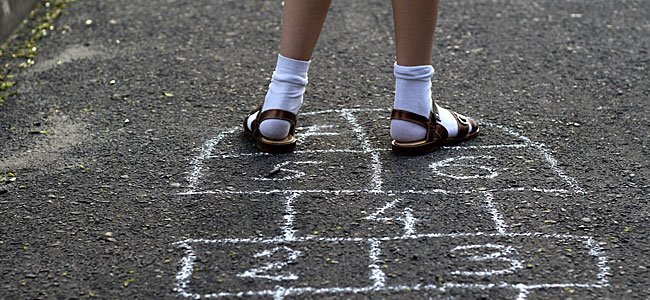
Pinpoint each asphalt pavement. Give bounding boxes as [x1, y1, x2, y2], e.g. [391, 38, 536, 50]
[0, 0, 648, 299]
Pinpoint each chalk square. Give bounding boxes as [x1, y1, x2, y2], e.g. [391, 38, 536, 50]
[492, 191, 595, 234]
[294, 112, 365, 151]
[226, 112, 366, 156]
[171, 193, 286, 239]
[293, 192, 498, 238]
[199, 153, 374, 192]
[380, 234, 601, 286]
[183, 239, 373, 296]
[381, 147, 573, 192]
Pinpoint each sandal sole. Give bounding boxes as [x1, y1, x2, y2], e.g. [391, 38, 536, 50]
[243, 119, 297, 154]
[391, 128, 480, 156]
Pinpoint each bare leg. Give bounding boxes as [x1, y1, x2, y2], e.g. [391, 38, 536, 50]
[390, 0, 479, 153]
[244, 0, 331, 151]
[279, 0, 332, 61]
[391, 0, 440, 66]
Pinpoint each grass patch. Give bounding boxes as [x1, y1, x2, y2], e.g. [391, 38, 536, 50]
[0, 0, 76, 106]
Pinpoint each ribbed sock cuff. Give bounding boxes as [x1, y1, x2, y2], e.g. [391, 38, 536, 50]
[277, 54, 310, 77]
[394, 63, 434, 81]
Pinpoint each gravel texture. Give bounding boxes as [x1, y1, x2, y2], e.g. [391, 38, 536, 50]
[0, 0, 648, 299]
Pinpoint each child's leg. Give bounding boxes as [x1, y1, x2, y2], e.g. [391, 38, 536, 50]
[390, 0, 478, 147]
[279, 0, 332, 61]
[392, 0, 439, 67]
[246, 0, 331, 142]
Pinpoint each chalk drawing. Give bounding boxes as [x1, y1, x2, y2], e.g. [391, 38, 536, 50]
[366, 198, 419, 236]
[174, 233, 609, 299]
[341, 111, 383, 192]
[482, 191, 508, 234]
[429, 155, 499, 180]
[252, 161, 323, 181]
[585, 236, 611, 285]
[213, 144, 529, 159]
[368, 238, 386, 289]
[450, 244, 523, 276]
[298, 125, 339, 138]
[173, 108, 606, 299]
[485, 122, 585, 194]
[281, 193, 300, 241]
[515, 288, 530, 300]
[237, 246, 302, 281]
[185, 127, 238, 193]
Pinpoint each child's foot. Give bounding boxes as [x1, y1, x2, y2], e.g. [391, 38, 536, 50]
[389, 63, 479, 155]
[243, 54, 310, 153]
[244, 105, 298, 154]
[390, 104, 479, 155]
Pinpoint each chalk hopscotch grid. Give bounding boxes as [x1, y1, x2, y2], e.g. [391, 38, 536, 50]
[173, 232, 610, 300]
[172, 193, 610, 299]
[175, 108, 608, 299]
[182, 109, 581, 196]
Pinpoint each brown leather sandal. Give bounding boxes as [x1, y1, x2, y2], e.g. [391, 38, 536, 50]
[440, 110, 480, 145]
[243, 104, 297, 154]
[390, 106, 479, 156]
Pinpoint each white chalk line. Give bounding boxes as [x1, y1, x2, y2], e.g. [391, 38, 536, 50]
[281, 193, 301, 241]
[482, 191, 508, 234]
[368, 238, 386, 289]
[173, 241, 198, 298]
[173, 232, 601, 247]
[298, 124, 340, 137]
[185, 127, 238, 193]
[366, 198, 400, 222]
[236, 246, 301, 282]
[401, 208, 417, 236]
[585, 236, 611, 285]
[301, 108, 388, 116]
[450, 243, 523, 276]
[177, 187, 571, 196]
[341, 111, 383, 192]
[181, 281, 607, 299]
[365, 198, 418, 236]
[211, 144, 528, 159]
[429, 155, 499, 180]
[251, 161, 323, 182]
[484, 122, 586, 194]
[515, 288, 530, 300]
[500, 187, 571, 194]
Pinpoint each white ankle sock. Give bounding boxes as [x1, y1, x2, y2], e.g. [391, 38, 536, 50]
[390, 64, 434, 142]
[390, 64, 467, 142]
[247, 54, 310, 140]
[435, 104, 460, 137]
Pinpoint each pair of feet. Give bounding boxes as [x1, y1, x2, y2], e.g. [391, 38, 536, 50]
[243, 103, 479, 155]
[243, 55, 479, 155]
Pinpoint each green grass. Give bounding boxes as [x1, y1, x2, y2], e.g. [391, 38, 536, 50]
[0, 0, 76, 106]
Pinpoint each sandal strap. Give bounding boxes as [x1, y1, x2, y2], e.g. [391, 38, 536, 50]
[254, 109, 298, 139]
[428, 111, 448, 142]
[391, 109, 448, 143]
[391, 109, 430, 128]
[452, 111, 470, 138]
[258, 109, 297, 127]
[243, 104, 263, 133]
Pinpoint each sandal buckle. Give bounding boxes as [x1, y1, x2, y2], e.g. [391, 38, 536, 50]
[455, 113, 470, 126]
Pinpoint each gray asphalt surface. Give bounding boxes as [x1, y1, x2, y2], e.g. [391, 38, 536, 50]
[1, 0, 648, 299]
